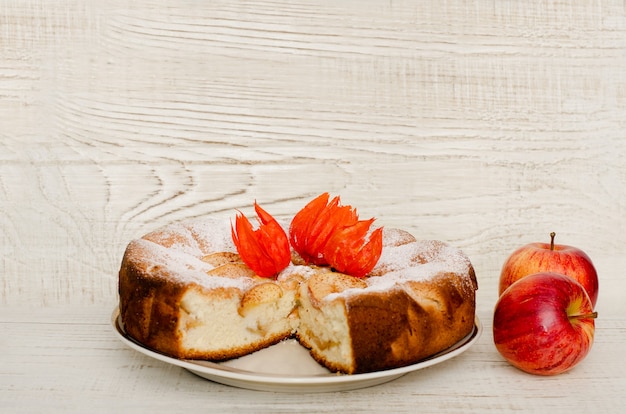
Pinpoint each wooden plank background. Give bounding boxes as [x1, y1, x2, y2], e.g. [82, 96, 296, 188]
[1, 0, 625, 412]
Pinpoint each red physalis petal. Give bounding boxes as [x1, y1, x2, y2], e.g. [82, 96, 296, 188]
[323, 220, 383, 278]
[253, 202, 291, 270]
[289, 193, 331, 264]
[231, 202, 290, 278]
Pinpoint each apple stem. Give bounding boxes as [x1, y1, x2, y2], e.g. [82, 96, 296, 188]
[569, 311, 598, 321]
[550, 232, 556, 251]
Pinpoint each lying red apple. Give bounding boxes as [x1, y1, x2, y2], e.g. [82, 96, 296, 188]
[499, 232, 598, 307]
[493, 272, 597, 375]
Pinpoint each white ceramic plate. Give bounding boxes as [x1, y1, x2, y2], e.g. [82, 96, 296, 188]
[112, 308, 481, 393]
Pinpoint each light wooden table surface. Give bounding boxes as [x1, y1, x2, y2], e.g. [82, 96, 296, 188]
[2, 1, 625, 412]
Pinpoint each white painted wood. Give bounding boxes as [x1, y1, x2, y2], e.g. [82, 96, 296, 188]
[1, 0, 625, 411]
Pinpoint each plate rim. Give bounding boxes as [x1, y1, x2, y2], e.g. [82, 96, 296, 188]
[111, 307, 482, 388]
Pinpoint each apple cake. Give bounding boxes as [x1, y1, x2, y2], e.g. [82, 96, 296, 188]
[118, 217, 477, 374]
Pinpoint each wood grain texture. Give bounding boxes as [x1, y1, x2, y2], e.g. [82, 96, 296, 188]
[1, 0, 626, 411]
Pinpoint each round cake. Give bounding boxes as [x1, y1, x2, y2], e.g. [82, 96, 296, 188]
[118, 217, 478, 374]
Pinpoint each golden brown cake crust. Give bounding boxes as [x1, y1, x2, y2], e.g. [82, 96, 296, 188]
[118, 219, 477, 373]
[119, 234, 294, 361]
[343, 272, 476, 373]
[119, 239, 179, 355]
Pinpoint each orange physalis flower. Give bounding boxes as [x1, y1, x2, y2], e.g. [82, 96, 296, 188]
[322, 219, 383, 278]
[289, 193, 357, 265]
[231, 201, 291, 278]
[289, 192, 383, 277]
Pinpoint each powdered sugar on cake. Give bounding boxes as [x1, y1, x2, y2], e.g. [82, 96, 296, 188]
[133, 218, 470, 295]
[323, 231, 472, 300]
[132, 218, 255, 290]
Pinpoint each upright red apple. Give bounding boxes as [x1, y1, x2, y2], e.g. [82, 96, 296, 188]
[499, 232, 598, 307]
[493, 272, 597, 376]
